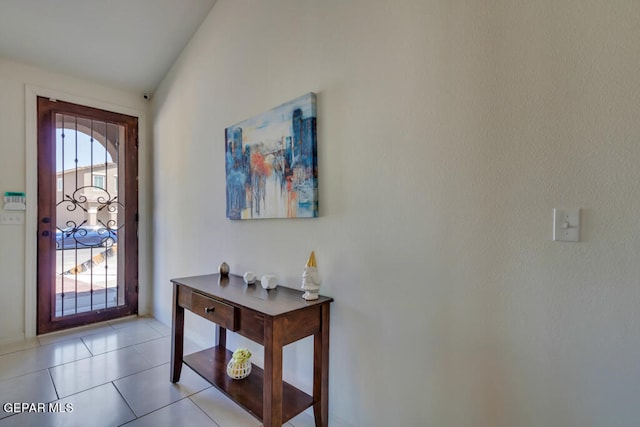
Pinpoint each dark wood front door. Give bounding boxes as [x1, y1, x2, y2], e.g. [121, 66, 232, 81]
[37, 97, 138, 334]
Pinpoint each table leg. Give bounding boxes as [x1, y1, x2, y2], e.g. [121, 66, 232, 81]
[263, 317, 283, 427]
[170, 284, 184, 383]
[313, 304, 330, 427]
[218, 325, 226, 349]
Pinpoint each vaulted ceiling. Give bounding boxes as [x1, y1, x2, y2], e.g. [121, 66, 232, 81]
[0, 0, 217, 94]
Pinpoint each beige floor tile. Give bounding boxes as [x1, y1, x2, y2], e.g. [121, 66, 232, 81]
[288, 411, 316, 427]
[0, 370, 58, 420]
[49, 346, 153, 398]
[108, 315, 154, 329]
[144, 319, 172, 337]
[0, 383, 135, 427]
[121, 397, 219, 427]
[114, 363, 211, 416]
[133, 335, 203, 367]
[0, 338, 40, 357]
[37, 323, 115, 347]
[0, 339, 92, 381]
[80, 322, 162, 355]
[190, 387, 262, 427]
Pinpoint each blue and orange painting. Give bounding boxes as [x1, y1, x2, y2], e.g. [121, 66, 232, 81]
[225, 93, 318, 220]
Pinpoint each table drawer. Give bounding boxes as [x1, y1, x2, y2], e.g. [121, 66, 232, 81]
[190, 291, 238, 331]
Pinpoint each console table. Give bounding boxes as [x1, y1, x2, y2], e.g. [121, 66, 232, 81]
[170, 273, 333, 427]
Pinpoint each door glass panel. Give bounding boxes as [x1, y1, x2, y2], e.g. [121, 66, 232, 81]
[54, 113, 126, 317]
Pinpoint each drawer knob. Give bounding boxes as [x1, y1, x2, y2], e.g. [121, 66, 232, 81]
[205, 307, 215, 314]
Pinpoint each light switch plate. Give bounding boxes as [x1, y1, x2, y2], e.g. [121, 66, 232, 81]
[0, 212, 25, 225]
[553, 208, 580, 242]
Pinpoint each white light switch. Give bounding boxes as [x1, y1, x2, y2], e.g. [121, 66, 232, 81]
[553, 208, 580, 242]
[0, 212, 25, 225]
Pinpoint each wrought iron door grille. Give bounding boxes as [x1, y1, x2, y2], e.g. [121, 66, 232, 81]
[54, 113, 126, 318]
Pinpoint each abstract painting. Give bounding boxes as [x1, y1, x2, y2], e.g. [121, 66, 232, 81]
[225, 93, 318, 220]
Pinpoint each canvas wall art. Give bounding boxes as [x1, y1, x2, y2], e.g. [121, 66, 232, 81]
[225, 93, 318, 220]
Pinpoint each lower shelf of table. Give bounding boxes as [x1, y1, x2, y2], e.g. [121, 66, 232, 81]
[183, 346, 314, 423]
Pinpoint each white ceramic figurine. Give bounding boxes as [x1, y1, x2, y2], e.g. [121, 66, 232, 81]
[301, 251, 321, 300]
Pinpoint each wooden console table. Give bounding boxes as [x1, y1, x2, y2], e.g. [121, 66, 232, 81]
[170, 273, 333, 427]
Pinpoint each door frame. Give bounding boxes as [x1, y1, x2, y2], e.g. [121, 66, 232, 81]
[37, 97, 138, 334]
[25, 85, 149, 338]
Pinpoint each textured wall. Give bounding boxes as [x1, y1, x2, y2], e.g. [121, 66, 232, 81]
[0, 74, 26, 343]
[151, 1, 640, 425]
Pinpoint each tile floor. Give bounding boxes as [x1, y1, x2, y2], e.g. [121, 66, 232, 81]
[0, 317, 315, 427]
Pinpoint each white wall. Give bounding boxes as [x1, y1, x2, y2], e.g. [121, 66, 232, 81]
[0, 58, 151, 342]
[0, 68, 27, 344]
[151, 1, 640, 426]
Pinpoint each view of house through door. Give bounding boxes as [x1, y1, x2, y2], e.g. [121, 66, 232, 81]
[37, 97, 138, 334]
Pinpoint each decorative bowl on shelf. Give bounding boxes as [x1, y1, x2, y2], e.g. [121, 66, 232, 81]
[226, 348, 252, 380]
[226, 359, 252, 380]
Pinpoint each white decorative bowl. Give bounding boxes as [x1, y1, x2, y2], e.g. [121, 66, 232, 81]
[243, 271, 256, 284]
[226, 359, 252, 380]
[261, 274, 278, 289]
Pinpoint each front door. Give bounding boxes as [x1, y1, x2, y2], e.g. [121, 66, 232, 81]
[37, 97, 138, 334]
